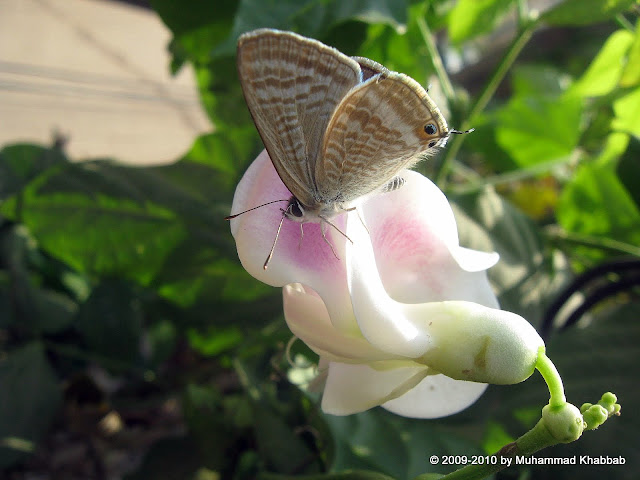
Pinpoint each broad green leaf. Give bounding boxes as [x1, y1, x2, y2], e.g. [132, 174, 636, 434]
[75, 280, 143, 368]
[0, 143, 67, 201]
[567, 29, 635, 97]
[620, 23, 640, 87]
[0, 163, 187, 285]
[557, 160, 640, 258]
[612, 86, 640, 137]
[448, 0, 513, 45]
[494, 95, 582, 167]
[451, 188, 571, 325]
[540, 0, 637, 26]
[0, 342, 61, 468]
[213, 0, 409, 57]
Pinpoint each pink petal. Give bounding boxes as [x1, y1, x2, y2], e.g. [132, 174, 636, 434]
[229, 150, 355, 332]
[361, 170, 499, 307]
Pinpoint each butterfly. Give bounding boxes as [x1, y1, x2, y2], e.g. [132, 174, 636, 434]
[229, 28, 470, 268]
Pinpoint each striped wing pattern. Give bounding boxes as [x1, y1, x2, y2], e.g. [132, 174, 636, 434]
[237, 29, 362, 207]
[316, 72, 448, 203]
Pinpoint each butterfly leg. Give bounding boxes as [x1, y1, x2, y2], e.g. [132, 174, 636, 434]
[320, 222, 340, 260]
[298, 223, 304, 250]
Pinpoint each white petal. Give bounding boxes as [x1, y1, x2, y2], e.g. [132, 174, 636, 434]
[382, 375, 488, 418]
[321, 361, 429, 416]
[359, 170, 499, 308]
[283, 284, 395, 362]
[345, 210, 431, 358]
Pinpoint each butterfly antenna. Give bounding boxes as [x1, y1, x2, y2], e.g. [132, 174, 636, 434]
[263, 213, 287, 270]
[225, 199, 290, 220]
[448, 128, 475, 135]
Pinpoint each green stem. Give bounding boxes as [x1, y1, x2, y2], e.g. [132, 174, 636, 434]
[615, 13, 635, 32]
[416, 14, 455, 104]
[435, 19, 537, 187]
[545, 225, 640, 257]
[448, 156, 575, 195]
[535, 347, 566, 407]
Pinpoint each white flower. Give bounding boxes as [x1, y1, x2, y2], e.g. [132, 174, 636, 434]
[230, 150, 544, 418]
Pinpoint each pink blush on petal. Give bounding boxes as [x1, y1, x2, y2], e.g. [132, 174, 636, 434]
[271, 214, 349, 274]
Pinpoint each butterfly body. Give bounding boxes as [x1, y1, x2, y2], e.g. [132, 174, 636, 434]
[237, 28, 454, 225]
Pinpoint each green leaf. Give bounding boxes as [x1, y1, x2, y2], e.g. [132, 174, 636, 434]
[481, 421, 515, 454]
[448, 0, 513, 45]
[557, 160, 640, 256]
[620, 23, 640, 87]
[451, 188, 571, 325]
[540, 0, 637, 27]
[75, 280, 143, 368]
[213, 0, 409, 57]
[494, 95, 582, 167]
[0, 342, 62, 468]
[187, 325, 244, 356]
[612, 86, 640, 137]
[0, 162, 188, 284]
[567, 29, 635, 97]
[0, 143, 67, 202]
[326, 409, 485, 478]
[616, 136, 640, 209]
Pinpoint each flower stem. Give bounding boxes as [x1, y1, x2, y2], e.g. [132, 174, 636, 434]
[435, 17, 537, 187]
[535, 347, 566, 407]
[544, 225, 640, 257]
[416, 14, 455, 105]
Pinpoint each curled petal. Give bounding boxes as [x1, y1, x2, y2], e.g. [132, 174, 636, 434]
[382, 374, 488, 419]
[283, 284, 395, 363]
[346, 211, 544, 384]
[321, 362, 429, 416]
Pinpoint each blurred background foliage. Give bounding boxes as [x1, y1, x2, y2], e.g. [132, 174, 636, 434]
[1, 0, 639, 479]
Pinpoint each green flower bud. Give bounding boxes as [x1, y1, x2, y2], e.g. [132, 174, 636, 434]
[542, 403, 585, 443]
[418, 302, 544, 384]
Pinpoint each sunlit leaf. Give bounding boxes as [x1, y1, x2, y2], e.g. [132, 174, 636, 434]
[567, 29, 635, 98]
[494, 95, 582, 167]
[612, 86, 640, 137]
[448, 0, 513, 45]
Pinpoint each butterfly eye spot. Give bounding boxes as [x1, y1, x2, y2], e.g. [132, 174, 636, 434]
[424, 124, 437, 135]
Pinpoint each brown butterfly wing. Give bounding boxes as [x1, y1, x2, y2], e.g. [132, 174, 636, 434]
[316, 72, 450, 203]
[237, 29, 362, 206]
